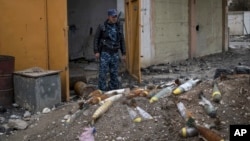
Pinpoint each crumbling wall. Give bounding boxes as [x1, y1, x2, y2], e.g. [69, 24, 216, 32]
[152, 0, 189, 64]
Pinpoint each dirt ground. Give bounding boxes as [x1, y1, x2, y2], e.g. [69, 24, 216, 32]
[0, 39, 250, 141]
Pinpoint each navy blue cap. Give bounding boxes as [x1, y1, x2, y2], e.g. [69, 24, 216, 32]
[108, 9, 117, 16]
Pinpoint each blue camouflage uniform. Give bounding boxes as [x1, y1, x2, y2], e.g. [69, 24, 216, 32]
[93, 10, 126, 91]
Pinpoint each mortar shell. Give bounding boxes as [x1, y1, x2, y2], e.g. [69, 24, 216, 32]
[179, 127, 198, 138]
[74, 81, 87, 97]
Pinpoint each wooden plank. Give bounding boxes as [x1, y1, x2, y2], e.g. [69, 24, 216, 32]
[46, 0, 69, 101]
[124, 0, 141, 82]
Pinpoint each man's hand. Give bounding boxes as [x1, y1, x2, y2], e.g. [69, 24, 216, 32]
[95, 53, 100, 61]
[121, 55, 126, 62]
[120, 55, 127, 73]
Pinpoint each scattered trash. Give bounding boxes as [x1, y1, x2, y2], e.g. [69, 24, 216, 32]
[199, 92, 217, 118]
[12, 103, 19, 108]
[66, 103, 89, 125]
[212, 81, 222, 103]
[8, 119, 28, 130]
[66, 109, 83, 124]
[23, 111, 31, 118]
[79, 127, 96, 141]
[157, 80, 177, 88]
[10, 115, 21, 119]
[234, 65, 250, 74]
[64, 115, 71, 120]
[173, 79, 201, 95]
[213, 68, 234, 79]
[42, 108, 51, 114]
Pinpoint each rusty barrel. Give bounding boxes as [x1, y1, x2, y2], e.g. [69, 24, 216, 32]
[0, 55, 15, 107]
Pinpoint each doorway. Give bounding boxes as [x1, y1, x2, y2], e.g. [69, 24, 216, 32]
[67, 0, 117, 91]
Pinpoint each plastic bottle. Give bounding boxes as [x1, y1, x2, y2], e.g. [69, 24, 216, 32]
[177, 102, 186, 119]
[173, 79, 201, 95]
[212, 82, 221, 103]
[126, 106, 141, 122]
[149, 85, 176, 103]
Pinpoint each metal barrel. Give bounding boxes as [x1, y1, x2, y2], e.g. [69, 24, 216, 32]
[0, 55, 15, 107]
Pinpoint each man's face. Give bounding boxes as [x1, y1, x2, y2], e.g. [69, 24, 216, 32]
[108, 15, 118, 24]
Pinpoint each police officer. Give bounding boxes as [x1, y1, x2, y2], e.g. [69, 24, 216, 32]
[94, 9, 126, 91]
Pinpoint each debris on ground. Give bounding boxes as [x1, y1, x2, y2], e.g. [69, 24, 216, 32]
[0, 46, 250, 141]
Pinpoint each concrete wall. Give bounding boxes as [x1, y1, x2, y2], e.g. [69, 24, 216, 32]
[148, 0, 223, 67]
[140, 0, 153, 68]
[152, 0, 189, 65]
[117, 0, 125, 18]
[196, 0, 223, 57]
[67, 0, 116, 60]
[228, 12, 244, 35]
[244, 12, 250, 34]
[228, 11, 250, 35]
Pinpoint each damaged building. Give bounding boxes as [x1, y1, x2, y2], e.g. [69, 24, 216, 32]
[0, 0, 228, 102]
